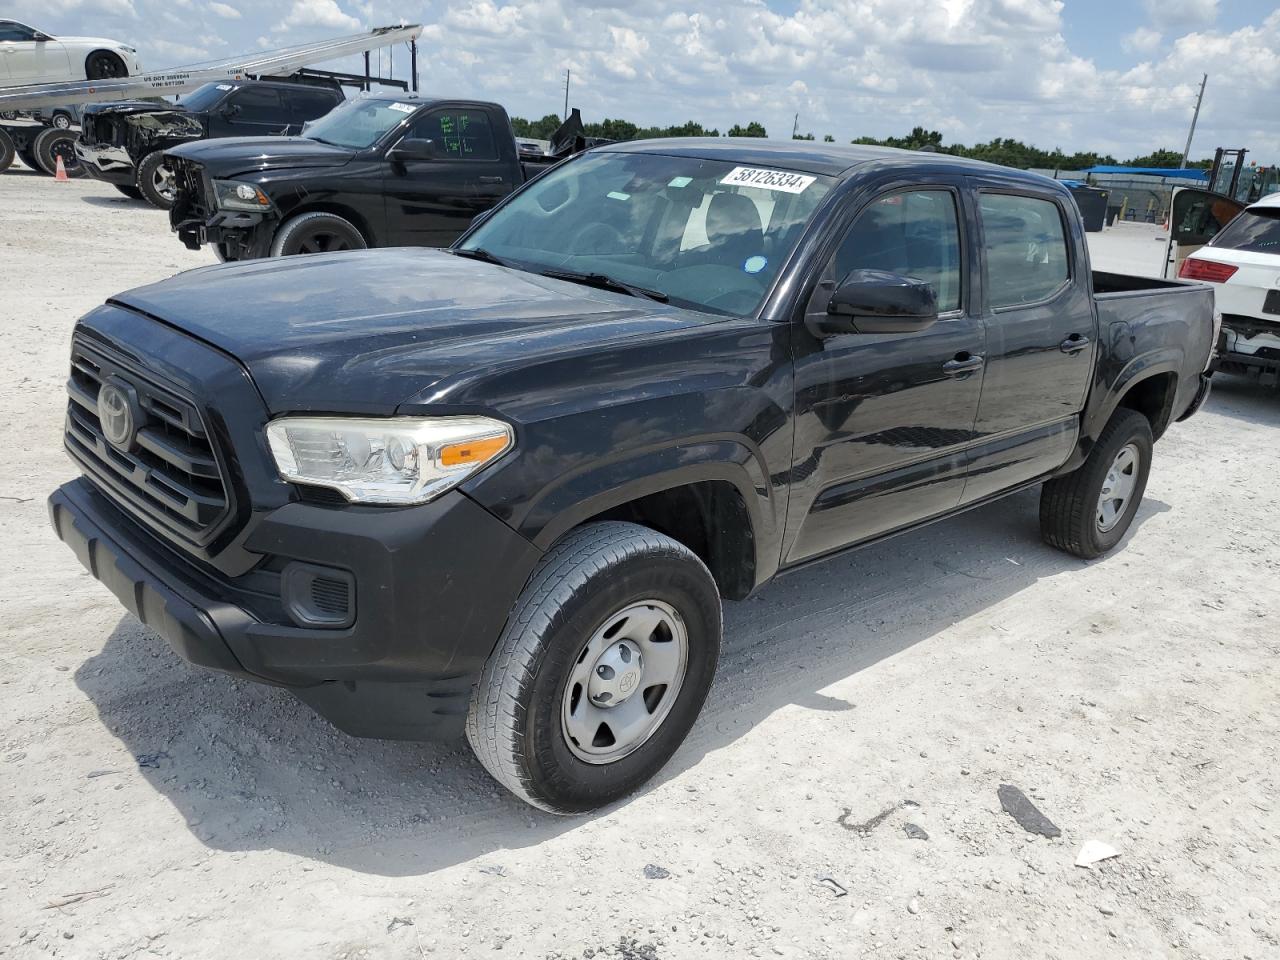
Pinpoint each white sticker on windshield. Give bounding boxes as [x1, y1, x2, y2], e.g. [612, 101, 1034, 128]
[388, 102, 416, 114]
[216, 84, 234, 90]
[668, 176, 693, 188]
[719, 166, 816, 194]
[607, 191, 630, 201]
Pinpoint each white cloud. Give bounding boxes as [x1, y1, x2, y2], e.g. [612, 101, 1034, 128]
[278, 0, 360, 31]
[1142, 0, 1218, 30]
[209, 2, 242, 19]
[1122, 26, 1163, 54]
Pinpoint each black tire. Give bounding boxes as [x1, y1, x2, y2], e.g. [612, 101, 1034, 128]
[113, 184, 143, 200]
[51, 112, 73, 130]
[270, 211, 367, 256]
[17, 144, 38, 172]
[33, 128, 85, 177]
[0, 129, 13, 173]
[1040, 409, 1154, 559]
[135, 151, 176, 208]
[466, 522, 722, 814]
[85, 51, 127, 81]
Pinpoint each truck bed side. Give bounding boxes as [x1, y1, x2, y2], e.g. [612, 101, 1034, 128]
[1078, 270, 1215, 456]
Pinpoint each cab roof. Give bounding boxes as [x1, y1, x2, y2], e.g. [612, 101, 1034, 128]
[603, 137, 1046, 183]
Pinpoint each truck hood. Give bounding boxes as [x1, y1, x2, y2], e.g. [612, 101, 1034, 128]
[167, 136, 354, 176]
[108, 249, 720, 415]
[83, 100, 187, 118]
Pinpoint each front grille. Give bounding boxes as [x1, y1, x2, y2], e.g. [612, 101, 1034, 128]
[176, 159, 210, 219]
[64, 339, 231, 547]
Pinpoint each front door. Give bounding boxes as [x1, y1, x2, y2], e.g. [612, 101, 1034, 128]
[1, 22, 70, 82]
[783, 184, 986, 564]
[958, 185, 1095, 503]
[217, 86, 290, 137]
[1164, 188, 1246, 278]
[383, 106, 513, 247]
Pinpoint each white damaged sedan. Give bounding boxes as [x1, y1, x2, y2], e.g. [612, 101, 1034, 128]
[0, 18, 140, 88]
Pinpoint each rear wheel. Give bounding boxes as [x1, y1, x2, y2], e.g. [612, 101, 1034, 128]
[270, 211, 366, 257]
[113, 184, 143, 200]
[51, 111, 73, 130]
[1040, 408, 1154, 559]
[0, 129, 13, 173]
[466, 522, 722, 814]
[136, 151, 177, 208]
[33, 128, 84, 177]
[85, 51, 127, 81]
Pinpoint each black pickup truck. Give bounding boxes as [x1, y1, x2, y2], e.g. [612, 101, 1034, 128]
[76, 77, 344, 207]
[164, 95, 573, 260]
[49, 141, 1216, 813]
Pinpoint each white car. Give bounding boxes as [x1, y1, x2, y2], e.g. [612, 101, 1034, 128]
[0, 19, 141, 88]
[1177, 192, 1280, 386]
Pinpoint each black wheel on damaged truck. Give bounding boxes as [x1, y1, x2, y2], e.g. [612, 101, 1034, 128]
[33, 128, 85, 177]
[113, 184, 143, 200]
[466, 522, 722, 814]
[0, 128, 14, 173]
[1040, 408, 1154, 559]
[136, 150, 178, 208]
[270, 211, 367, 256]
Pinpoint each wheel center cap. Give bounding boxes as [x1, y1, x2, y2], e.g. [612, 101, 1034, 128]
[587, 640, 644, 708]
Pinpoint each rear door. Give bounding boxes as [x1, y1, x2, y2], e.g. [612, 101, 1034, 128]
[1164, 188, 1247, 279]
[383, 105, 514, 247]
[958, 183, 1095, 503]
[283, 86, 341, 135]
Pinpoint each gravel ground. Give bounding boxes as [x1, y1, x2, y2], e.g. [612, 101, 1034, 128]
[1, 171, 1277, 960]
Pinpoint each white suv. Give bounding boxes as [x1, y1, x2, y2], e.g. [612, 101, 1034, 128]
[0, 19, 141, 87]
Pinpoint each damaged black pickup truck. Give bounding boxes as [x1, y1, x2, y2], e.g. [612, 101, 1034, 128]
[49, 141, 1216, 813]
[76, 77, 344, 207]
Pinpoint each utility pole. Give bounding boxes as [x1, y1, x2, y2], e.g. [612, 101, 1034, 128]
[1181, 73, 1208, 169]
[792, 113, 800, 139]
[563, 69, 570, 121]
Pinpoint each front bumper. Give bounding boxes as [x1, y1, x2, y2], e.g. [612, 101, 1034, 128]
[174, 211, 272, 258]
[50, 477, 542, 740]
[75, 141, 135, 185]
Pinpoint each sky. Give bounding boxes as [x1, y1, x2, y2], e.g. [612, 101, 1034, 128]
[5, 0, 1279, 162]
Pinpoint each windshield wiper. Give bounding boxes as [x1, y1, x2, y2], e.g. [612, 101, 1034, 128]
[539, 269, 669, 303]
[451, 247, 513, 268]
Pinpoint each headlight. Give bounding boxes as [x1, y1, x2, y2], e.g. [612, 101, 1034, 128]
[213, 179, 272, 212]
[265, 416, 513, 504]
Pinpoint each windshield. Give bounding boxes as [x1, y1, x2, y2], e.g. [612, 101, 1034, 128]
[179, 83, 237, 113]
[459, 151, 835, 316]
[302, 98, 415, 149]
[1210, 207, 1280, 254]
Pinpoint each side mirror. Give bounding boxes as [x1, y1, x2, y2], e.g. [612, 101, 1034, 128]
[386, 138, 440, 164]
[32, 33, 53, 42]
[810, 269, 939, 336]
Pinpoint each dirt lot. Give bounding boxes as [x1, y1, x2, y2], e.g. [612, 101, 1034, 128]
[1, 169, 1277, 960]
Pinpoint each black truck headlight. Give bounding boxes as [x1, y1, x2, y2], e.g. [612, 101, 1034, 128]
[266, 416, 514, 504]
[213, 179, 273, 212]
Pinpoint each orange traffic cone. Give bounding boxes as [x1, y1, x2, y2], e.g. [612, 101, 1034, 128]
[54, 155, 70, 182]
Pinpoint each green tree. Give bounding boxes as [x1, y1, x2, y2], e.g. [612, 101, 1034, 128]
[793, 131, 815, 141]
[728, 121, 767, 138]
[1122, 149, 1185, 168]
[823, 134, 835, 142]
[509, 113, 563, 140]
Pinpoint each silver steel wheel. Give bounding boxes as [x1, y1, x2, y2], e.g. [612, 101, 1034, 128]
[1096, 442, 1139, 532]
[152, 163, 176, 202]
[561, 599, 688, 765]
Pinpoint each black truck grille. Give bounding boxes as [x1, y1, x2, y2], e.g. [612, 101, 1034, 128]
[176, 159, 210, 219]
[64, 339, 231, 546]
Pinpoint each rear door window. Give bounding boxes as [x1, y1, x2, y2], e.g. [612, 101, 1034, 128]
[1209, 207, 1280, 254]
[980, 194, 1070, 308]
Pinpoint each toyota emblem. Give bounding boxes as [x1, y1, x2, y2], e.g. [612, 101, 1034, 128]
[97, 382, 136, 450]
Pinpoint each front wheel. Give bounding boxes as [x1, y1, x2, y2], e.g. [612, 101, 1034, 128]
[136, 151, 177, 208]
[466, 522, 722, 814]
[85, 51, 126, 81]
[270, 211, 366, 256]
[113, 184, 143, 200]
[1040, 408, 1154, 559]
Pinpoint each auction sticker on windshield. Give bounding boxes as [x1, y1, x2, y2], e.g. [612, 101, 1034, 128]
[388, 103, 416, 114]
[719, 167, 816, 194]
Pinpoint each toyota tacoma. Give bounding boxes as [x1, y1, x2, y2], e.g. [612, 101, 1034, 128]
[49, 141, 1217, 813]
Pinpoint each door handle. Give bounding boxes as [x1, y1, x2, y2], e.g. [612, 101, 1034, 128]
[478, 176, 504, 184]
[942, 354, 984, 377]
[1060, 334, 1090, 354]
